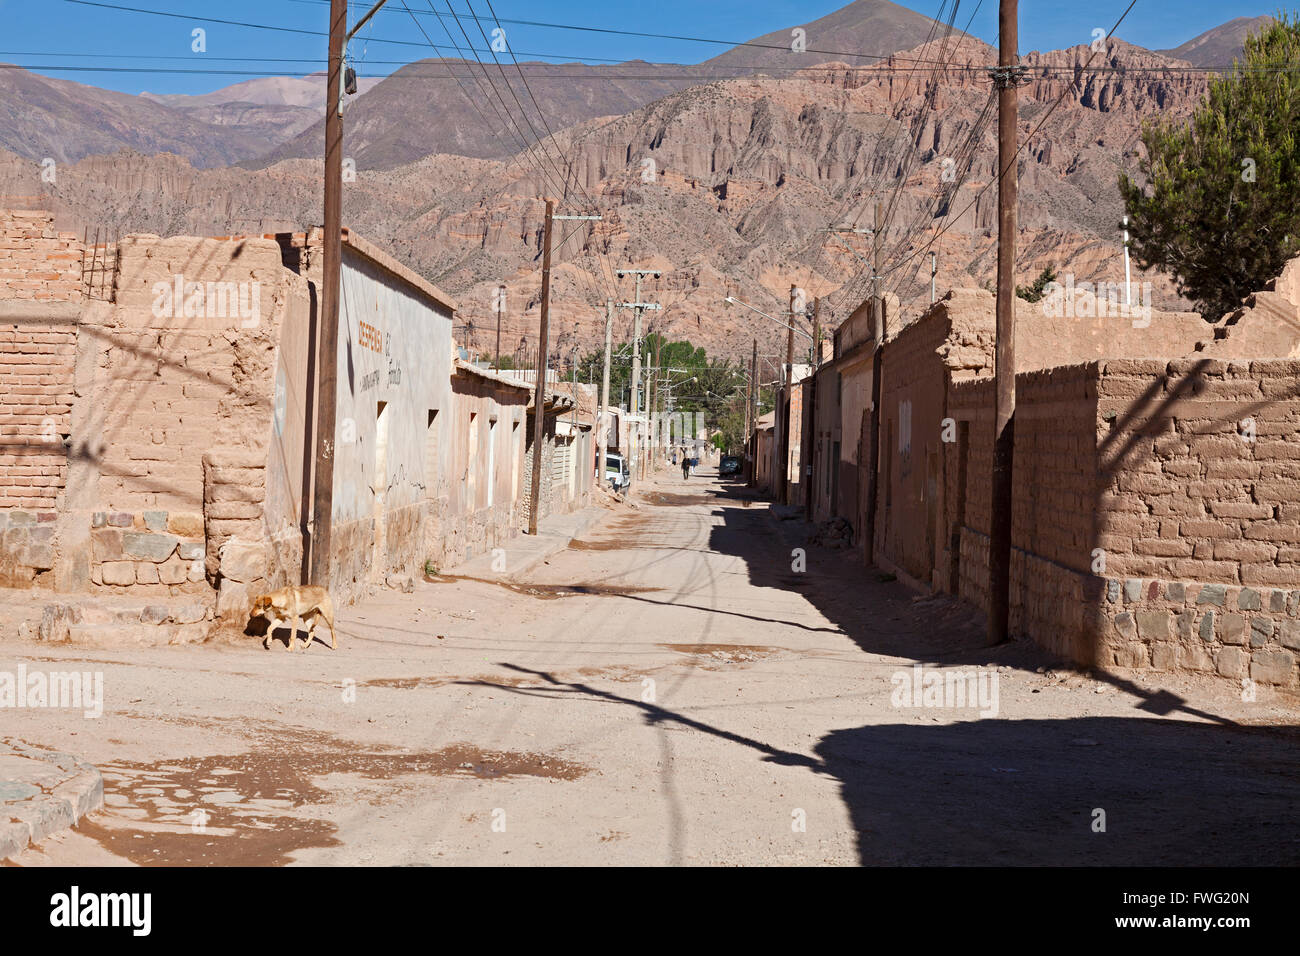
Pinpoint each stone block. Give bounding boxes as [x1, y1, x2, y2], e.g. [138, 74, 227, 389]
[1250, 648, 1297, 686]
[140, 605, 168, 625]
[1136, 609, 1171, 641]
[1281, 619, 1300, 651]
[1106, 579, 1120, 603]
[218, 538, 266, 583]
[1114, 611, 1137, 641]
[1238, 587, 1263, 610]
[134, 562, 159, 585]
[1270, 589, 1286, 613]
[121, 532, 178, 562]
[171, 603, 207, 625]
[1250, 617, 1275, 647]
[100, 561, 134, 586]
[91, 512, 106, 529]
[1197, 583, 1227, 606]
[1199, 611, 1214, 642]
[1150, 643, 1176, 670]
[1164, 581, 1186, 602]
[177, 542, 204, 561]
[92, 529, 123, 561]
[1219, 613, 1246, 645]
[167, 512, 204, 537]
[158, 555, 188, 586]
[1124, 578, 1143, 602]
[215, 580, 253, 622]
[107, 512, 133, 528]
[1216, 646, 1249, 679]
[1174, 609, 1195, 640]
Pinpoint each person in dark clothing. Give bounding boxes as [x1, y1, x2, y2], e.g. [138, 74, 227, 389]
[681, 456, 690, 480]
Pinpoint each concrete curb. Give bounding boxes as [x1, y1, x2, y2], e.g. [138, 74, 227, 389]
[0, 739, 104, 861]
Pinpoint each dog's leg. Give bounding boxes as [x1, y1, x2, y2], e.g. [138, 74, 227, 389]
[299, 613, 315, 650]
[324, 610, 338, 649]
[263, 616, 278, 650]
[285, 613, 299, 651]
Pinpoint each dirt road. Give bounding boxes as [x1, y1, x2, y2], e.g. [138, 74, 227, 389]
[7, 468, 1300, 866]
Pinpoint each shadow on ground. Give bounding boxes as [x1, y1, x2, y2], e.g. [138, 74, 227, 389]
[586, 475, 1300, 864]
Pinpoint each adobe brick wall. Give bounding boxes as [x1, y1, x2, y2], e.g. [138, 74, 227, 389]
[945, 358, 1300, 686]
[0, 210, 82, 302]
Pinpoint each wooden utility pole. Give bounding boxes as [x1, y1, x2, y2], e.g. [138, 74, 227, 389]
[494, 284, 504, 370]
[597, 298, 613, 486]
[864, 205, 885, 565]
[811, 296, 821, 368]
[527, 199, 555, 536]
[748, 338, 758, 485]
[308, 0, 347, 590]
[989, 0, 1021, 644]
[616, 269, 660, 488]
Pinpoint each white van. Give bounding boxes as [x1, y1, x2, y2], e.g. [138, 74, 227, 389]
[604, 452, 630, 491]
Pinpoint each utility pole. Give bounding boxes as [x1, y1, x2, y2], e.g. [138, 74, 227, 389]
[617, 269, 661, 488]
[873, 202, 883, 343]
[780, 284, 796, 504]
[309, 0, 348, 590]
[527, 199, 555, 536]
[597, 299, 613, 487]
[748, 338, 757, 485]
[494, 284, 505, 369]
[811, 296, 821, 368]
[526, 206, 601, 532]
[989, 0, 1023, 645]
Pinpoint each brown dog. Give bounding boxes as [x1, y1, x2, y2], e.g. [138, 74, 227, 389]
[250, 585, 337, 651]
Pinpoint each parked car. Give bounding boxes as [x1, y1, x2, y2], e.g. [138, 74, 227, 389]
[605, 452, 630, 491]
[719, 454, 742, 476]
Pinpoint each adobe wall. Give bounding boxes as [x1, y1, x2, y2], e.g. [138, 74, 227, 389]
[946, 358, 1300, 688]
[76, 234, 310, 614]
[0, 211, 81, 586]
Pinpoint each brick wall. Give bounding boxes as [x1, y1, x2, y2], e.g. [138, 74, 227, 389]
[946, 358, 1300, 686]
[0, 210, 82, 302]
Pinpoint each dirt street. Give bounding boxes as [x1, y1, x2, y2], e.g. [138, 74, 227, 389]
[6, 467, 1300, 866]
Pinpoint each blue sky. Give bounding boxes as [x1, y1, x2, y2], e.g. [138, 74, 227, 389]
[0, 0, 1285, 96]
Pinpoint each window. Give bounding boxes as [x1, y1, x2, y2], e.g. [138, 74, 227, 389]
[425, 409, 440, 498]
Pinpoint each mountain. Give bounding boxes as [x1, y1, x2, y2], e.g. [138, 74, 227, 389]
[140, 74, 381, 110]
[701, 0, 942, 71]
[1159, 15, 1273, 68]
[0, 37, 1211, 368]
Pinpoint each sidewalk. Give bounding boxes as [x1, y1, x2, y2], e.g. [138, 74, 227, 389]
[448, 504, 610, 581]
[0, 739, 103, 861]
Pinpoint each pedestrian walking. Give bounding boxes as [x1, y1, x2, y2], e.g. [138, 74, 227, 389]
[681, 456, 690, 480]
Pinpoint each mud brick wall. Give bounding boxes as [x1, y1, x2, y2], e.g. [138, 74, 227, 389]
[0, 320, 75, 510]
[1091, 358, 1300, 686]
[0, 210, 80, 512]
[0, 210, 83, 302]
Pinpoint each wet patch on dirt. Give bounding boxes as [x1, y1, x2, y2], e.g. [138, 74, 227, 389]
[437, 576, 659, 600]
[659, 643, 784, 666]
[86, 727, 588, 865]
[640, 491, 718, 507]
[362, 673, 535, 690]
[566, 537, 631, 552]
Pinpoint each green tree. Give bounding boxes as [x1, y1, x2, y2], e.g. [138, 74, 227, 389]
[1119, 13, 1300, 320]
[1015, 266, 1058, 303]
